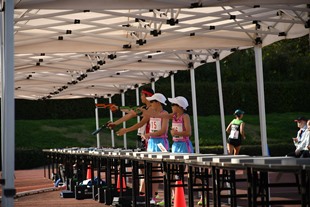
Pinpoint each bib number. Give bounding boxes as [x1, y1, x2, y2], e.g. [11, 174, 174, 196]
[229, 129, 239, 139]
[172, 122, 183, 138]
[150, 118, 161, 133]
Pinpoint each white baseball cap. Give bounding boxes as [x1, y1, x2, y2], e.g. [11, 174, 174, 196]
[146, 93, 167, 105]
[168, 96, 189, 110]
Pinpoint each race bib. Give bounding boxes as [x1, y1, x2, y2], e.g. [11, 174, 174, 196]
[172, 122, 183, 138]
[229, 129, 239, 139]
[149, 118, 161, 133]
[157, 143, 167, 152]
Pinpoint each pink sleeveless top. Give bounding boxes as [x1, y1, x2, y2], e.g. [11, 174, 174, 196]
[149, 111, 168, 139]
[172, 114, 190, 142]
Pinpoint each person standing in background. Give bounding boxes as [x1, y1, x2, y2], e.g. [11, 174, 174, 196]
[226, 109, 246, 155]
[286, 116, 308, 157]
[295, 119, 310, 157]
[292, 116, 308, 148]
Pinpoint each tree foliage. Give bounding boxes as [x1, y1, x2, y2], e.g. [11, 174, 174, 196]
[194, 35, 310, 83]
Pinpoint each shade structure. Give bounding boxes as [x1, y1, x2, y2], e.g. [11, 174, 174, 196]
[1, 2, 310, 205]
[9, 1, 309, 99]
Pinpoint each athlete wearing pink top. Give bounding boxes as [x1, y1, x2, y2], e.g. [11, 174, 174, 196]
[147, 111, 170, 152]
[171, 113, 194, 153]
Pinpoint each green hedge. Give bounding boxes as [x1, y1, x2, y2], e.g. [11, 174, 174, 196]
[157, 81, 309, 116]
[15, 148, 45, 170]
[15, 81, 309, 120]
[1, 148, 45, 170]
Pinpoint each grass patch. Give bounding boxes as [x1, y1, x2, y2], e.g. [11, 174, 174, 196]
[15, 112, 310, 151]
[10, 112, 309, 169]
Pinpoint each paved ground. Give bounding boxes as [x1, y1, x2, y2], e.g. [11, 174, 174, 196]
[0, 167, 303, 207]
[1, 168, 106, 207]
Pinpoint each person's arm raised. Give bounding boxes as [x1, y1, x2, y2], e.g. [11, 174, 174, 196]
[107, 112, 137, 129]
[116, 115, 150, 136]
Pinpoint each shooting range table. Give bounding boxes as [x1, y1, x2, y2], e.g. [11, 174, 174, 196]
[43, 148, 310, 207]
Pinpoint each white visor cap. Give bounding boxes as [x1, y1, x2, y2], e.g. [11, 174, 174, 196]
[146, 93, 167, 105]
[168, 96, 189, 110]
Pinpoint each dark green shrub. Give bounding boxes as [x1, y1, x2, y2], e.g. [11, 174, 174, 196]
[15, 148, 45, 170]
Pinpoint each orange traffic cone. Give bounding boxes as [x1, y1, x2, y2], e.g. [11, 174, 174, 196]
[116, 174, 127, 192]
[174, 180, 186, 207]
[86, 165, 92, 180]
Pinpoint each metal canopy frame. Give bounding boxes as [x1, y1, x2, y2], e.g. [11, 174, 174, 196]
[1, 1, 309, 205]
[10, 2, 309, 100]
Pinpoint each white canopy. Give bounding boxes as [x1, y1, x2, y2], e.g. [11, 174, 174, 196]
[11, 1, 310, 99]
[1, 1, 309, 205]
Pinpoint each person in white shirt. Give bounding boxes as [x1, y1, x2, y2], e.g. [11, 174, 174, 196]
[292, 117, 308, 146]
[297, 120, 310, 158]
[286, 116, 308, 157]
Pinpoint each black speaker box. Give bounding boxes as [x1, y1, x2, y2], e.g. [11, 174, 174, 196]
[97, 187, 106, 203]
[75, 185, 93, 200]
[60, 190, 75, 198]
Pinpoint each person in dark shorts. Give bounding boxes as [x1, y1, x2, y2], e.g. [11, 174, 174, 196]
[226, 109, 246, 155]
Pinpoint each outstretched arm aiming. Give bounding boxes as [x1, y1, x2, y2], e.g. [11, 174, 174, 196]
[116, 115, 150, 136]
[92, 121, 111, 135]
[113, 112, 136, 125]
[107, 111, 137, 129]
[108, 106, 146, 128]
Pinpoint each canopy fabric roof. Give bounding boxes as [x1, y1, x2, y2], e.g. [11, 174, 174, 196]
[11, 0, 310, 100]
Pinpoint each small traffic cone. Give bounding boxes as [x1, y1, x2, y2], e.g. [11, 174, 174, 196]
[174, 180, 186, 207]
[116, 174, 126, 192]
[86, 165, 92, 180]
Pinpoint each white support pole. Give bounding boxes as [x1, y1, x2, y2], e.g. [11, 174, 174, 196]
[215, 58, 228, 154]
[190, 68, 200, 153]
[135, 87, 141, 149]
[254, 46, 269, 156]
[109, 97, 115, 148]
[0, 3, 3, 152]
[1, 1, 16, 206]
[170, 73, 175, 98]
[151, 81, 155, 92]
[0, 4, 2, 155]
[136, 87, 140, 123]
[94, 98, 100, 148]
[121, 92, 127, 149]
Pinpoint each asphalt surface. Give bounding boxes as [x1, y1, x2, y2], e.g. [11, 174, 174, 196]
[0, 167, 303, 207]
